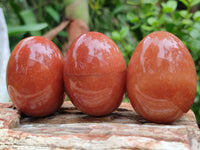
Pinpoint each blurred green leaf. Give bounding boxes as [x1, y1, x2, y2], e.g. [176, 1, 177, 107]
[182, 19, 193, 25]
[197, 83, 200, 93]
[143, 0, 158, 4]
[127, 0, 140, 5]
[117, 14, 127, 24]
[131, 23, 140, 30]
[123, 97, 129, 103]
[190, 29, 200, 38]
[125, 44, 132, 52]
[191, 0, 200, 7]
[44, 5, 60, 23]
[8, 23, 48, 35]
[111, 31, 121, 41]
[64, 0, 76, 5]
[179, 0, 189, 7]
[161, 0, 177, 13]
[143, 4, 159, 17]
[178, 10, 188, 18]
[193, 22, 200, 29]
[20, 10, 41, 36]
[141, 25, 153, 31]
[127, 12, 139, 23]
[193, 11, 200, 22]
[112, 5, 130, 16]
[9, 0, 23, 24]
[189, 40, 200, 54]
[147, 17, 158, 26]
[58, 31, 67, 37]
[120, 26, 129, 39]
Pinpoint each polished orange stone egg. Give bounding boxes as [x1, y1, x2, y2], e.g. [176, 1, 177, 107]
[63, 32, 126, 116]
[6, 36, 64, 117]
[127, 31, 197, 123]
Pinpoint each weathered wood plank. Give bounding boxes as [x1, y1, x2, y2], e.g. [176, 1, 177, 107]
[0, 102, 199, 150]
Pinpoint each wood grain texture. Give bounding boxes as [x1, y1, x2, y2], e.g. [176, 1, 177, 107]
[0, 102, 200, 150]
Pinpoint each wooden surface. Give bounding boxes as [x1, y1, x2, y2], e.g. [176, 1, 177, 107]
[0, 101, 200, 150]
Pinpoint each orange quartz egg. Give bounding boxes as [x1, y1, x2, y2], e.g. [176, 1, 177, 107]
[6, 36, 64, 117]
[127, 31, 197, 123]
[63, 32, 126, 116]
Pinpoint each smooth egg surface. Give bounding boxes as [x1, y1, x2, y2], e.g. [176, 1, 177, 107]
[64, 32, 126, 116]
[127, 31, 197, 123]
[6, 36, 64, 117]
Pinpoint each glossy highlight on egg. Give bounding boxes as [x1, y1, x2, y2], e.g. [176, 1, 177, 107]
[64, 32, 126, 116]
[6, 36, 64, 117]
[127, 31, 197, 123]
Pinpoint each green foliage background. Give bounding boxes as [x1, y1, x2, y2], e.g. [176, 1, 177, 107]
[0, 0, 199, 125]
